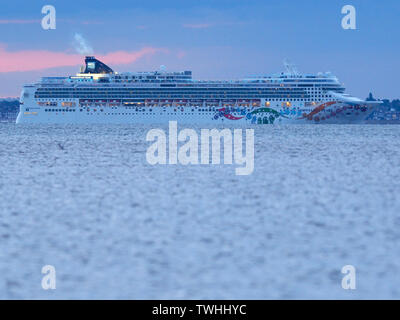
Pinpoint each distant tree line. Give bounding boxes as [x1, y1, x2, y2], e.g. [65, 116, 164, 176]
[0, 100, 19, 114]
[366, 93, 400, 111]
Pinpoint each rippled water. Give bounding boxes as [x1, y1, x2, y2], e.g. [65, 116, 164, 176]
[1, 123, 400, 299]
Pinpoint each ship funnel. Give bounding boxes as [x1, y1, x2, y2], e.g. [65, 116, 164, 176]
[83, 56, 114, 74]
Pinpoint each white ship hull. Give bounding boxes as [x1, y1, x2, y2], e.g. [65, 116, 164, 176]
[16, 101, 377, 124]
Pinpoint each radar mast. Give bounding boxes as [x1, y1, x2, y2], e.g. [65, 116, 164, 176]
[283, 59, 299, 76]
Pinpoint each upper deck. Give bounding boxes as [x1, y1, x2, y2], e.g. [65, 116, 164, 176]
[36, 56, 340, 85]
[26, 56, 346, 102]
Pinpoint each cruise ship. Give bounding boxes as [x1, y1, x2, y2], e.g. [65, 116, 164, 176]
[16, 56, 380, 124]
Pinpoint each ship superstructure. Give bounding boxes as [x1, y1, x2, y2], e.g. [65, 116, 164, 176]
[17, 56, 380, 124]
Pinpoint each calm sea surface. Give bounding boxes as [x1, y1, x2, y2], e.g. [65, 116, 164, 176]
[1, 123, 400, 299]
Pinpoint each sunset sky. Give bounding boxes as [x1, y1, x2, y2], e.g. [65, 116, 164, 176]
[0, 0, 399, 98]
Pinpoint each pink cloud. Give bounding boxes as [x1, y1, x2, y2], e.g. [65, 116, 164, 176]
[0, 19, 102, 25]
[98, 48, 167, 65]
[183, 21, 247, 29]
[177, 50, 186, 59]
[0, 45, 165, 73]
[182, 23, 213, 29]
[0, 19, 40, 24]
[77, 20, 104, 25]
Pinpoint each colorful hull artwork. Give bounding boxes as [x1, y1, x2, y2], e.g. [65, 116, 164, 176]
[213, 107, 284, 124]
[211, 102, 376, 124]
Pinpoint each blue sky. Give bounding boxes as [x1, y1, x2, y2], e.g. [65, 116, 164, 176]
[0, 0, 399, 98]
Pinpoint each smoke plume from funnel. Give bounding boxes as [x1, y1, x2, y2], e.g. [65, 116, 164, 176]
[73, 33, 93, 55]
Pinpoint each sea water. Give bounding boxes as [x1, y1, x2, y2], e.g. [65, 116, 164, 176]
[0, 123, 400, 299]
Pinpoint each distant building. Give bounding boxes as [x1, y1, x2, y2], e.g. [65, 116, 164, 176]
[0, 99, 19, 122]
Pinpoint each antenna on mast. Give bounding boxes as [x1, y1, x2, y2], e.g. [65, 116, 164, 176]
[283, 59, 299, 76]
